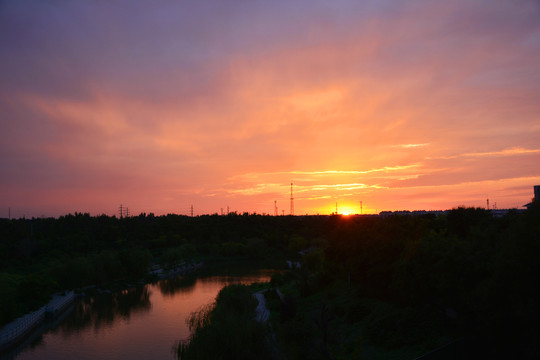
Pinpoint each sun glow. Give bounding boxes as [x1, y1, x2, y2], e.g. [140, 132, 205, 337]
[318, 204, 362, 216]
[339, 206, 358, 216]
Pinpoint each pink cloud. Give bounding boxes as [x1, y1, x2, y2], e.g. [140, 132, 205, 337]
[1, 0, 539, 216]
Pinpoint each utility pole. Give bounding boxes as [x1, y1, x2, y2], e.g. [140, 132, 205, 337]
[274, 201, 278, 216]
[125, 207, 129, 218]
[486, 198, 489, 210]
[119, 204, 124, 219]
[190, 204, 194, 217]
[290, 182, 294, 215]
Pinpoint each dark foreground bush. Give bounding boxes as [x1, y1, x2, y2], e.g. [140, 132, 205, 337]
[176, 284, 270, 360]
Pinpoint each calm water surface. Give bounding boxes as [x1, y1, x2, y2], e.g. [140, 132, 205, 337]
[10, 269, 274, 360]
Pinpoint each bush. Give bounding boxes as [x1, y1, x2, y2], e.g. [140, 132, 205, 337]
[270, 272, 284, 287]
[280, 294, 297, 321]
[220, 242, 245, 257]
[177, 284, 270, 360]
[0, 273, 20, 324]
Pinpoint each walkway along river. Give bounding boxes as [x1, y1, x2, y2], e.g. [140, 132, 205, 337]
[0, 291, 76, 353]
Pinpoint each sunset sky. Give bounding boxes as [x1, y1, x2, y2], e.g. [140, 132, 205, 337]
[1, 0, 539, 217]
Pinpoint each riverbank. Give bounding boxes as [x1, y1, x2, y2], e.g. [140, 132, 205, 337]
[5, 269, 274, 360]
[0, 291, 76, 353]
[148, 260, 204, 280]
[177, 283, 271, 360]
[0, 258, 277, 355]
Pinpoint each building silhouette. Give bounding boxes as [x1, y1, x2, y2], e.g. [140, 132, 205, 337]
[524, 185, 539, 209]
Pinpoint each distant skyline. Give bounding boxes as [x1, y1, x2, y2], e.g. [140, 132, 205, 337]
[1, 0, 540, 218]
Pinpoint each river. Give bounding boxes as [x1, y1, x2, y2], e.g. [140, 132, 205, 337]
[4, 268, 274, 360]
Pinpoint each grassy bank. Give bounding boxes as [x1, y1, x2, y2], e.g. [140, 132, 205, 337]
[176, 284, 271, 360]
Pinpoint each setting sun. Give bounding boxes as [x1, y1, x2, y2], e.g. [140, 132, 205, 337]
[0, 1, 538, 357]
[0, 0, 539, 218]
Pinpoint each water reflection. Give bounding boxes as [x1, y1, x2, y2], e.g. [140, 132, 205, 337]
[55, 286, 152, 335]
[158, 276, 197, 297]
[156, 268, 275, 298]
[9, 268, 274, 360]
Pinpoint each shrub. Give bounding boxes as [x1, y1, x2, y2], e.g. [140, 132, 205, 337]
[177, 284, 270, 360]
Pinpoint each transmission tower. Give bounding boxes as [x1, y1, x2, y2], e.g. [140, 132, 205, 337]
[290, 182, 294, 215]
[119, 204, 124, 219]
[190, 204, 194, 217]
[274, 201, 278, 216]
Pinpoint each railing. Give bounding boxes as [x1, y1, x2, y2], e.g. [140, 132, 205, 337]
[0, 308, 45, 346]
[1, 291, 76, 349]
[46, 291, 75, 313]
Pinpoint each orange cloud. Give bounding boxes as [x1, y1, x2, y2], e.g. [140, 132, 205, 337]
[1, 0, 539, 217]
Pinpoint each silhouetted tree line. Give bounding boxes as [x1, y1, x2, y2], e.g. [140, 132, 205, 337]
[324, 205, 539, 357]
[261, 205, 539, 358]
[0, 212, 325, 325]
[1, 206, 539, 358]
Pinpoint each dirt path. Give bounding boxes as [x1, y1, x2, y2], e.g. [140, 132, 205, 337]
[253, 289, 288, 360]
[254, 290, 270, 323]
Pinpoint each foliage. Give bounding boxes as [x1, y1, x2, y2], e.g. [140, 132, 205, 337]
[1, 207, 539, 358]
[161, 244, 198, 270]
[177, 284, 269, 360]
